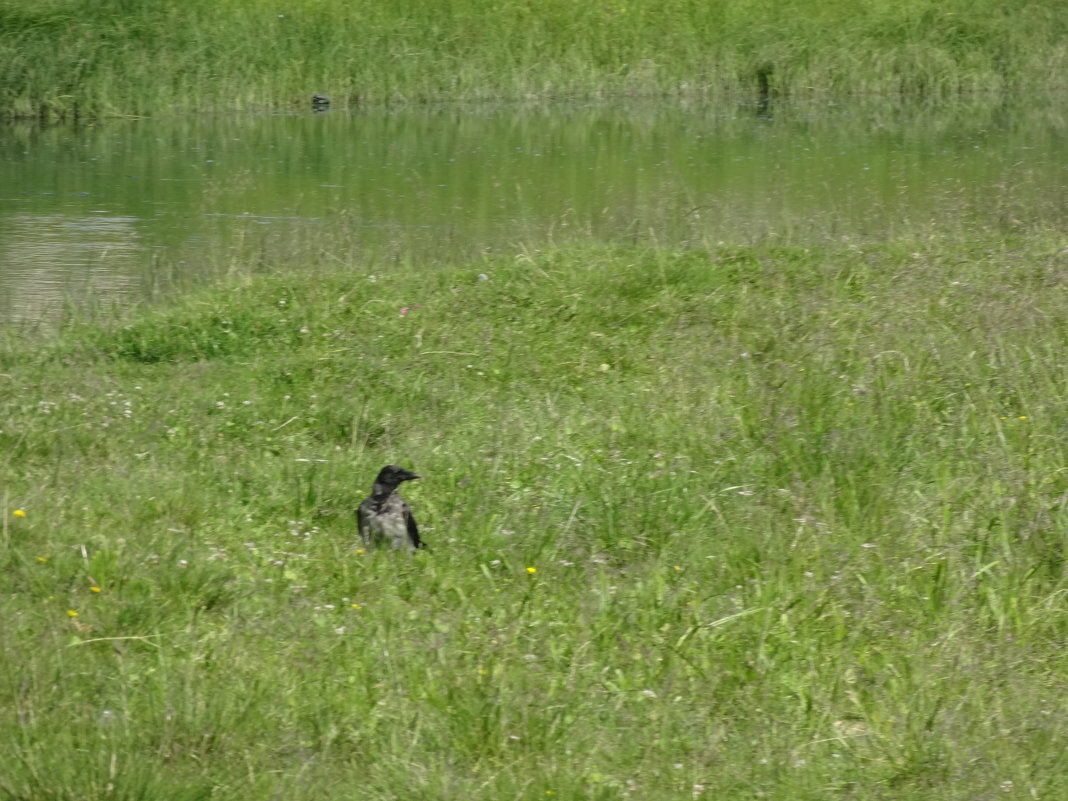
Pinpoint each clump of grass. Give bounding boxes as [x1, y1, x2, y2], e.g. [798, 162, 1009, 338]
[2, 231, 1067, 798]
[1, 0, 1066, 119]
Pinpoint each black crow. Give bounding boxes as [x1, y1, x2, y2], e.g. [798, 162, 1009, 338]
[357, 465, 424, 552]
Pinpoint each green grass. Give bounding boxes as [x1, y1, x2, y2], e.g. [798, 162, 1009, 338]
[1, 0, 1067, 119]
[2, 231, 1068, 798]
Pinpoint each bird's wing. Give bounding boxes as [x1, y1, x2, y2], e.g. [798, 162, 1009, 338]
[403, 502, 424, 550]
[356, 499, 372, 545]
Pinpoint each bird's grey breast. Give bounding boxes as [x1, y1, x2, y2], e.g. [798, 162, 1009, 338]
[361, 495, 414, 550]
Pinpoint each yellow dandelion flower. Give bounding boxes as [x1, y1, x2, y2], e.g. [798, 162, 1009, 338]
[90, 586, 101, 593]
[673, 565, 682, 571]
[1018, 415, 1028, 421]
[67, 610, 78, 618]
[36, 556, 48, 563]
[350, 603, 362, 610]
[13, 509, 26, 517]
[526, 566, 537, 574]
[355, 548, 365, 555]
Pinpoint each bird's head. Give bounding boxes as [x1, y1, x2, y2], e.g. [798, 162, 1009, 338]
[374, 465, 420, 488]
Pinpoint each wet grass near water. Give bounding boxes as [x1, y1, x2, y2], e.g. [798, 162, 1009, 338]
[2, 0, 1067, 118]
[2, 231, 1068, 799]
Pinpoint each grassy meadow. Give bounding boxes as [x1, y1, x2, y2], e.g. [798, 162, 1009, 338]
[1, 0, 1067, 118]
[2, 229, 1068, 799]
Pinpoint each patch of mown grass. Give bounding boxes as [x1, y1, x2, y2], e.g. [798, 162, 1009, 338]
[1, 0, 1066, 119]
[2, 234, 1068, 798]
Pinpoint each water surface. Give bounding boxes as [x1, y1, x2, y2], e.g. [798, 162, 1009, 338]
[2, 99, 1066, 324]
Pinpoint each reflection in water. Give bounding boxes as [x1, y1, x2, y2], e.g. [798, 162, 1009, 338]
[1, 99, 1066, 323]
[0, 214, 142, 324]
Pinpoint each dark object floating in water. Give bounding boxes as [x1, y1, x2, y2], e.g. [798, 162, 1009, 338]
[311, 93, 331, 112]
[356, 465, 425, 552]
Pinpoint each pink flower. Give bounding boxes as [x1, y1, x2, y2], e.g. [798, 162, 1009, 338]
[400, 306, 410, 317]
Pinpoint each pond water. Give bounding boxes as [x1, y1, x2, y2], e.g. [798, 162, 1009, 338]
[1, 99, 1066, 324]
